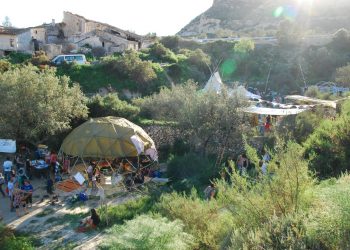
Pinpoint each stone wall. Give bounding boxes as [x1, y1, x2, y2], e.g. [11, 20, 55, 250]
[144, 125, 181, 149]
[0, 34, 16, 51]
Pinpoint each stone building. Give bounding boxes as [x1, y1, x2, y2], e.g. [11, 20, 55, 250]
[61, 12, 142, 55]
[0, 25, 47, 56]
[0, 12, 143, 58]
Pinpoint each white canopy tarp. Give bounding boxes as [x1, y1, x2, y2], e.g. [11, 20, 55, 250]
[243, 107, 307, 116]
[285, 95, 337, 109]
[0, 139, 16, 153]
[244, 89, 261, 100]
[203, 72, 223, 93]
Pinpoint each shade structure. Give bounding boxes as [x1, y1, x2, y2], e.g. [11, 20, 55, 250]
[60, 117, 155, 158]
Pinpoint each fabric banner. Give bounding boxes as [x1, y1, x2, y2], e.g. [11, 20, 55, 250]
[0, 139, 16, 153]
[130, 135, 145, 155]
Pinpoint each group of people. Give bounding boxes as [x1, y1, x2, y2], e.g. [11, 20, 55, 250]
[1, 158, 34, 217]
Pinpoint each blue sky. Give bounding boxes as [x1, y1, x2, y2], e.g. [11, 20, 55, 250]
[0, 0, 213, 36]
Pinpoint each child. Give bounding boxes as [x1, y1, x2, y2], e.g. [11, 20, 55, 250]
[13, 188, 27, 217]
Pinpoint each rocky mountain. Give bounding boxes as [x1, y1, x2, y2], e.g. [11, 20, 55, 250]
[178, 0, 350, 37]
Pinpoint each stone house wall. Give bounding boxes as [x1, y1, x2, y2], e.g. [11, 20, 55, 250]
[0, 33, 16, 51]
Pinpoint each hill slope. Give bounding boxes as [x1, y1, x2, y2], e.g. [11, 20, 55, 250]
[178, 0, 350, 37]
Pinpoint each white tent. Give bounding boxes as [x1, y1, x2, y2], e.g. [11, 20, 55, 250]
[203, 72, 223, 93]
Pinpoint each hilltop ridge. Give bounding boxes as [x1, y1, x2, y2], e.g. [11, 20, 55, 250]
[178, 0, 350, 37]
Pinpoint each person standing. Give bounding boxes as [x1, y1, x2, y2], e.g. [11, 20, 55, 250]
[204, 183, 216, 201]
[0, 173, 5, 197]
[7, 176, 15, 211]
[3, 157, 13, 183]
[21, 180, 33, 208]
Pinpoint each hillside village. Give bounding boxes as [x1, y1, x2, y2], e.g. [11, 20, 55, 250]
[0, 12, 143, 58]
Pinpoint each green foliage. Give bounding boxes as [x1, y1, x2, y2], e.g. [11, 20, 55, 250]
[305, 175, 350, 249]
[329, 28, 350, 52]
[87, 94, 140, 119]
[5, 52, 31, 64]
[234, 39, 255, 56]
[100, 214, 195, 250]
[0, 65, 88, 143]
[0, 59, 11, 73]
[158, 190, 234, 249]
[277, 108, 330, 143]
[167, 153, 217, 190]
[148, 42, 178, 63]
[101, 50, 158, 92]
[98, 196, 155, 227]
[30, 51, 50, 66]
[304, 101, 350, 178]
[160, 36, 181, 52]
[305, 86, 321, 98]
[0, 224, 35, 250]
[135, 82, 249, 155]
[216, 142, 313, 229]
[336, 63, 350, 87]
[228, 213, 308, 250]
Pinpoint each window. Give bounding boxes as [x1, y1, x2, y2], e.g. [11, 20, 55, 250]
[75, 56, 84, 61]
[10, 39, 14, 47]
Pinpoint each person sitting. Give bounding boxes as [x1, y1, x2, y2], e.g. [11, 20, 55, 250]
[77, 208, 100, 232]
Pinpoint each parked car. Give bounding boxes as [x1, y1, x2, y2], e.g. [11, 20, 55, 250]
[51, 54, 87, 65]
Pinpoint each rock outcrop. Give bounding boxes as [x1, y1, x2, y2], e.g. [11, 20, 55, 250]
[178, 0, 350, 37]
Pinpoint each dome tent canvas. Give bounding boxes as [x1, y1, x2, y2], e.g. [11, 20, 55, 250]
[60, 117, 156, 159]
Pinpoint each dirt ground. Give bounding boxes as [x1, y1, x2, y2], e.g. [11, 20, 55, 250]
[0, 154, 139, 249]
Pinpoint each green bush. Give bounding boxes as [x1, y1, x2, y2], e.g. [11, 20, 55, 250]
[305, 175, 350, 249]
[98, 196, 155, 227]
[148, 42, 178, 63]
[5, 52, 31, 64]
[304, 102, 350, 178]
[87, 94, 140, 120]
[100, 214, 195, 250]
[0, 224, 35, 250]
[228, 213, 308, 250]
[0, 59, 11, 73]
[157, 190, 233, 249]
[167, 153, 217, 189]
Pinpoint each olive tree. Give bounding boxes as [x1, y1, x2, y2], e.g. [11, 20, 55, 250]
[135, 81, 249, 155]
[0, 65, 88, 144]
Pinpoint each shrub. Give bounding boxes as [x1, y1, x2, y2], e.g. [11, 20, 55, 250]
[158, 190, 233, 249]
[98, 196, 155, 227]
[167, 153, 217, 190]
[228, 213, 308, 250]
[216, 142, 313, 229]
[87, 94, 140, 120]
[305, 175, 350, 249]
[0, 59, 11, 73]
[100, 214, 195, 250]
[148, 42, 178, 63]
[30, 51, 50, 66]
[5, 52, 31, 64]
[304, 102, 350, 178]
[0, 224, 35, 250]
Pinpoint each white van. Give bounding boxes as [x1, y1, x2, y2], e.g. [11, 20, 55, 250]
[51, 54, 87, 65]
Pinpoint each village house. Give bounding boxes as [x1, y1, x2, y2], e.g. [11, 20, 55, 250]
[62, 12, 142, 54]
[0, 25, 47, 56]
[0, 12, 143, 58]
